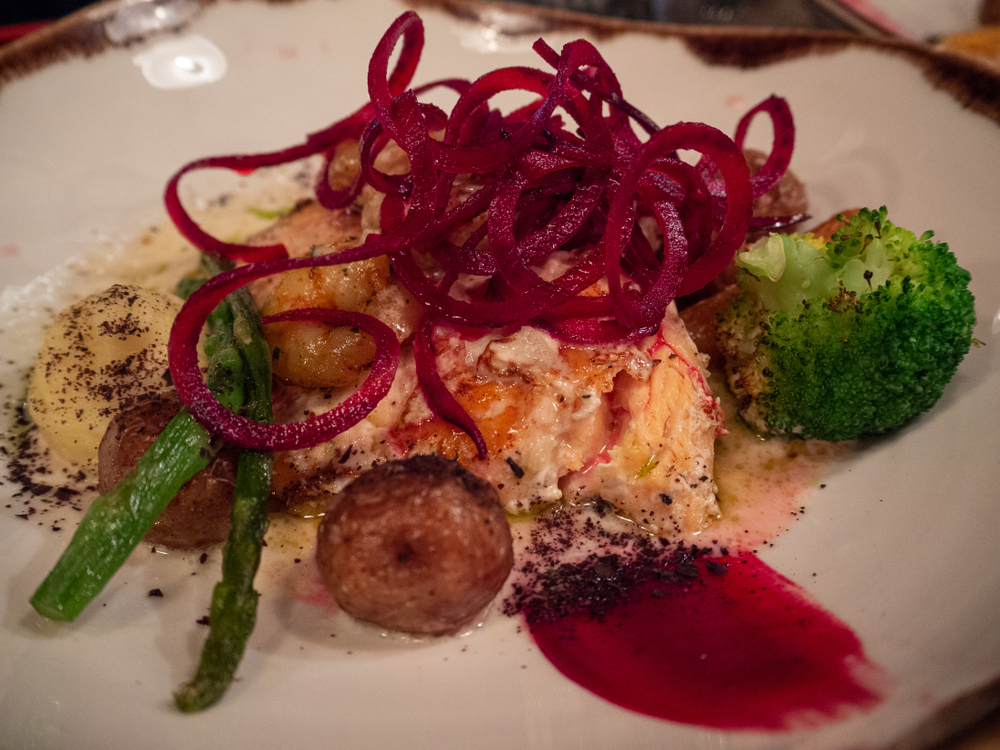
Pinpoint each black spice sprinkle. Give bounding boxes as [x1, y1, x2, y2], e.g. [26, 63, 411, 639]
[676, 563, 700, 579]
[53, 487, 80, 502]
[505, 457, 525, 479]
[503, 506, 726, 625]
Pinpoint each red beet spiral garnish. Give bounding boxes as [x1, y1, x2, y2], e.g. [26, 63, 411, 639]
[166, 11, 795, 454]
[168, 260, 400, 451]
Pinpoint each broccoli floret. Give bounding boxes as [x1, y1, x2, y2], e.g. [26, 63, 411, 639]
[716, 206, 976, 441]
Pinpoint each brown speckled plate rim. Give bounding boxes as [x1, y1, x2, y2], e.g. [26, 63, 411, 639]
[2, 0, 1000, 127]
[1, 1, 999, 748]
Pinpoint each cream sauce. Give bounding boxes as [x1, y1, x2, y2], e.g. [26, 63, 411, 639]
[701, 370, 854, 551]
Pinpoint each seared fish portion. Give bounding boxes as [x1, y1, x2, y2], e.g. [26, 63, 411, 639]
[253, 190, 723, 536]
[393, 307, 725, 535]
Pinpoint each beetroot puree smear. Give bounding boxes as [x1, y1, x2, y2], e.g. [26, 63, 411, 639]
[529, 551, 884, 731]
[504, 507, 886, 732]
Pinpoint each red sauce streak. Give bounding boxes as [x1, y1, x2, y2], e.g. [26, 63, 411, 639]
[528, 552, 884, 731]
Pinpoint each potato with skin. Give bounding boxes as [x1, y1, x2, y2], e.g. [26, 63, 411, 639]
[316, 455, 514, 635]
[98, 392, 239, 549]
[28, 284, 181, 471]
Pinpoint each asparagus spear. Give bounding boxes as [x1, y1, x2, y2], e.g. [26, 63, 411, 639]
[28, 276, 254, 621]
[31, 258, 274, 714]
[28, 409, 217, 620]
[175, 269, 274, 712]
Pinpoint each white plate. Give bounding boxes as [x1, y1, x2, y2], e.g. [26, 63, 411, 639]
[2, 1, 1000, 748]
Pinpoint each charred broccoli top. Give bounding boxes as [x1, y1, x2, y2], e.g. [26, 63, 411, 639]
[716, 206, 976, 441]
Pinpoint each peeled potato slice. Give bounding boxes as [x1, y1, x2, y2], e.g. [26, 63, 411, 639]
[27, 284, 181, 470]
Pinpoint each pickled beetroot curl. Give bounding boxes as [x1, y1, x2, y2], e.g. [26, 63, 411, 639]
[168, 257, 400, 452]
[166, 10, 795, 454]
[163, 9, 426, 263]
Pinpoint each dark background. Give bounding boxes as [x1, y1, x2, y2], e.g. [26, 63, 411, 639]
[1, 0, 94, 25]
